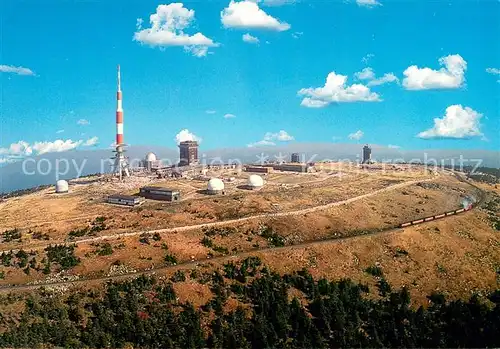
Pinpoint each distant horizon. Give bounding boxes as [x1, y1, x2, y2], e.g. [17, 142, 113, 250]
[1, 142, 498, 194]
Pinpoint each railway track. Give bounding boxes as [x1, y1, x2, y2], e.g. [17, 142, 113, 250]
[0, 172, 487, 292]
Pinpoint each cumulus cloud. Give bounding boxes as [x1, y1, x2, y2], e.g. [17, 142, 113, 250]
[367, 73, 399, 86]
[356, 0, 382, 7]
[0, 64, 35, 76]
[403, 54, 467, 90]
[355, 67, 375, 80]
[83, 136, 99, 146]
[266, 130, 294, 141]
[221, 0, 291, 31]
[77, 119, 90, 125]
[0, 141, 33, 157]
[224, 113, 236, 118]
[298, 71, 381, 108]
[486, 67, 500, 83]
[242, 33, 260, 44]
[247, 130, 294, 147]
[417, 105, 483, 139]
[247, 139, 276, 147]
[355, 67, 399, 86]
[0, 136, 102, 163]
[175, 129, 202, 144]
[348, 130, 364, 140]
[32, 140, 83, 155]
[134, 3, 219, 57]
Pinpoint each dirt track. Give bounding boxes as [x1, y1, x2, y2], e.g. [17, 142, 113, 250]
[0, 176, 433, 255]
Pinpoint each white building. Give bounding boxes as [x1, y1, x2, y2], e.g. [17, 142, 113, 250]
[207, 178, 225, 195]
[55, 180, 69, 193]
[247, 174, 264, 190]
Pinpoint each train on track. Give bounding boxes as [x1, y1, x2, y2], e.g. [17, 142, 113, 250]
[400, 202, 473, 228]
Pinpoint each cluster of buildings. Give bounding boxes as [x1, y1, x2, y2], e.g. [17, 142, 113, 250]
[51, 67, 376, 207]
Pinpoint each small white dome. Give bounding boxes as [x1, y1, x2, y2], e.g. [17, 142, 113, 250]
[207, 178, 224, 192]
[55, 180, 69, 193]
[247, 174, 264, 188]
[145, 152, 157, 162]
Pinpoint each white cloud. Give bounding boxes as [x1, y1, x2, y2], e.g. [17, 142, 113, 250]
[291, 31, 303, 39]
[402, 54, 467, 90]
[417, 105, 483, 139]
[361, 53, 374, 64]
[0, 64, 35, 76]
[32, 140, 83, 155]
[242, 33, 260, 44]
[134, 3, 219, 57]
[0, 136, 100, 162]
[298, 71, 381, 108]
[56, 129, 65, 134]
[175, 129, 202, 144]
[247, 130, 294, 147]
[0, 141, 33, 157]
[83, 136, 99, 146]
[486, 67, 500, 75]
[221, 0, 291, 31]
[77, 119, 90, 125]
[355, 67, 399, 86]
[486, 67, 500, 83]
[266, 130, 294, 141]
[387, 144, 401, 149]
[348, 130, 364, 140]
[356, 0, 382, 7]
[300, 98, 330, 108]
[367, 73, 399, 86]
[355, 67, 375, 80]
[205, 110, 217, 114]
[247, 139, 276, 147]
[224, 113, 236, 118]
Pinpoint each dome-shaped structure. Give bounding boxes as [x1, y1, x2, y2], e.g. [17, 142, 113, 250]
[55, 180, 69, 193]
[207, 178, 225, 194]
[247, 174, 264, 189]
[145, 152, 157, 162]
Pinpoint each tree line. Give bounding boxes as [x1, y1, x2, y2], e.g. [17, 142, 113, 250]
[0, 256, 499, 348]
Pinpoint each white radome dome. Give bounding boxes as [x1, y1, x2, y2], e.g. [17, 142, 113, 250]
[247, 174, 264, 188]
[145, 152, 157, 162]
[207, 178, 224, 192]
[55, 180, 69, 193]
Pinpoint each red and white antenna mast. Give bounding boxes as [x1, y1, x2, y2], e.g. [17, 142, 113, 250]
[116, 64, 124, 146]
[112, 64, 130, 180]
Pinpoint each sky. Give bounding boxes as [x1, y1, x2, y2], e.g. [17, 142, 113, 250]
[1, 0, 499, 164]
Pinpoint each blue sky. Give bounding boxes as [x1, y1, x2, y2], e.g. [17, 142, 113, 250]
[1, 0, 499, 163]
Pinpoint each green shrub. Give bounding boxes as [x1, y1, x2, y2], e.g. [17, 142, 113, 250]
[365, 265, 383, 277]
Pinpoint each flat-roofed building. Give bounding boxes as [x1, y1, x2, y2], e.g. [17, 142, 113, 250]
[273, 163, 310, 173]
[291, 153, 300, 163]
[139, 186, 181, 202]
[107, 194, 144, 206]
[244, 166, 273, 174]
